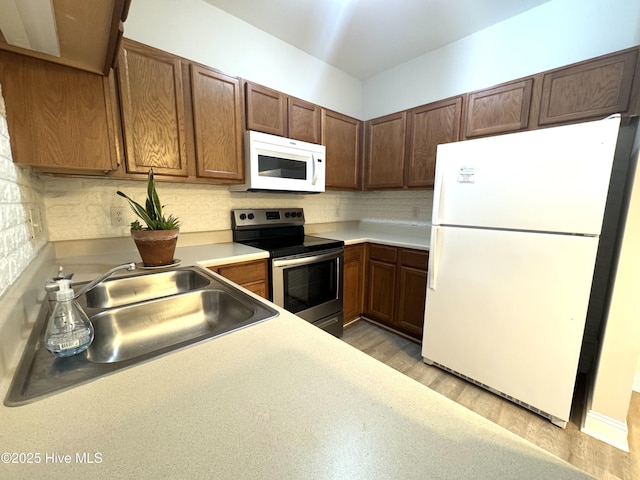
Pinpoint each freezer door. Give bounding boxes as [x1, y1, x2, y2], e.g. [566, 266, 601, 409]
[432, 116, 621, 235]
[422, 226, 599, 423]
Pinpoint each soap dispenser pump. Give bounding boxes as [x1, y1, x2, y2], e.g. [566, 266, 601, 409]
[44, 279, 94, 357]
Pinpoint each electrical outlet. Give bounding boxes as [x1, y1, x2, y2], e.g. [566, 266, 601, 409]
[335, 204, 341, 217]
[110, 207, 127, 226]
[27, 209, 36, 239]
[412, 206, 419, 219]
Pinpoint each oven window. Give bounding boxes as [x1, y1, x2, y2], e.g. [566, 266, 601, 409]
[283, 259, 337, 313]
[258, 155, 307, 180]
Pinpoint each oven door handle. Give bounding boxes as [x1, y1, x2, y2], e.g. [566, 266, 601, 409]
[272, 249, 343, 268]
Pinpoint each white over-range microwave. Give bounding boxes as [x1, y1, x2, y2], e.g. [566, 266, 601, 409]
[230, 130, 326, 193]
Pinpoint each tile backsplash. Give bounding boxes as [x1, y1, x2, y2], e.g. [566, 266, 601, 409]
[0, 85, 48, 299]
[44, 176, 433, 242]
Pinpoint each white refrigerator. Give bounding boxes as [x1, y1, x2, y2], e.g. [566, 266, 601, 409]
[422, 115, 624, 428]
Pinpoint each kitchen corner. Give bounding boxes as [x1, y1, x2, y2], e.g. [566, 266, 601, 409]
[0, 224, 590, 479]
[0, 218, 429, 387]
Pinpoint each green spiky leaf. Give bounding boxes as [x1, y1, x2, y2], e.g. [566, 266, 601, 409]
[115, 169, 180, 231]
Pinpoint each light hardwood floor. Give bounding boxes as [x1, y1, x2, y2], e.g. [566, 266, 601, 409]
[342, 319, 639, 480]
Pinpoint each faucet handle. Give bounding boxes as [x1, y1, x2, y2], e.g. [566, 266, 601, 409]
[51, 266, 74, 281]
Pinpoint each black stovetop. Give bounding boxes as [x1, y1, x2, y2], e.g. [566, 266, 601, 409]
[238, 234, 343, 258]
[231, 208, 343, 258]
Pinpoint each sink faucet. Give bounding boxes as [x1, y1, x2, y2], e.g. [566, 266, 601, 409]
[73, 262, 137, 299]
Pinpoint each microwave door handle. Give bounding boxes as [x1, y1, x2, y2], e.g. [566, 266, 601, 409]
[311, 154, 318, 185]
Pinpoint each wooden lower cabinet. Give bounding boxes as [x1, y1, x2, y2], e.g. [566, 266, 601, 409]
[395, 249, 429, 338]
[363, 243, 428, 340]
[209, 259, 269, 299]
[364, 244, 398, 324]
[343, 244, 365, 324]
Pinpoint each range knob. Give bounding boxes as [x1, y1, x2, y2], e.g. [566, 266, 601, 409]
[239, 213, 246, 220]
[285, 212, 291, 218]
[296, 211, 302, 218]
[248, 213, 255, 220]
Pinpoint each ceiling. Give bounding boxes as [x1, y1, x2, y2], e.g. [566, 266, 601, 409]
[203, 0, 553, 79]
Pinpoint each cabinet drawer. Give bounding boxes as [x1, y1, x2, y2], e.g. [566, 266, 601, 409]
[399, 249, 428, 270]
[214, 259, 268, 284]
[344, 243, 364, 262]
[368, 244, 397, 263]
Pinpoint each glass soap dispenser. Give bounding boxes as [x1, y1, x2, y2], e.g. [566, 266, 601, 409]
[44, 279, 94, 357]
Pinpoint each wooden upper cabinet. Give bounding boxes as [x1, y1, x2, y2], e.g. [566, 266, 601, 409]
[0, 0, 131, 75]
[0, 50, 120, 174]
[116, 40, 189, 177]
[245, 82, 287, 136]
[365, 112, 407, 189]
[406, 96, 462, 188]
[190, 64, 244, 182]
[245, 82, 322, 143]
[536, 48, 639, 126]
[322, 109, 362, 190]
[288, 97, 321, 143]
[464, 78, 533, 138]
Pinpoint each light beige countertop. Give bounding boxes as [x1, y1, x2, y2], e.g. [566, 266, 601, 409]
[310, 221, 430, 250]
[0, 300, 591, 479]
[0, 232, 590, 478]
[54, 242, 269, 283]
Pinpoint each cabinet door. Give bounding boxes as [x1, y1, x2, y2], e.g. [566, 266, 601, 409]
[396, 249, 428, 338]
[322, 109, 362, 190]
[343, 244, 365, 323]
[365, 112, 406, 189]
[537, 48, 639, 126]
[0, 50, 120, 174]
[117, 40, 189, 176]
[464, 79, 533, 138]
[365, 244, 398, 323]
[406, 97, 462, 188]
[213, 259, 269, 299]
[288, 97, 321, 143]
[190, 64, 244, 182]
[245, 82, 287, 136]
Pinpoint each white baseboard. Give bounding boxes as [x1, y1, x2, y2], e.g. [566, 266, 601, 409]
[634, 371, 640, 393]
[581, 408, 630, 452]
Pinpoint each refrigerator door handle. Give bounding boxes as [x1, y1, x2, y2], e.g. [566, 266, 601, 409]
[433, 168, 444, 225]
[428, 226, 441, 290]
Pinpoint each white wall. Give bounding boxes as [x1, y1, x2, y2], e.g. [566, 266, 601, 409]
[125, 0, 363, 119]
[363, 0, 640, 119]
[581, 121, 640, 450]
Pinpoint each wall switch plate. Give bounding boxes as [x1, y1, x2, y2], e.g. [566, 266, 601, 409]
[110, 207, 127, 226]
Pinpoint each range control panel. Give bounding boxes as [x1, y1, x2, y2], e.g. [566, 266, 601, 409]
[231, 208, 305, 229]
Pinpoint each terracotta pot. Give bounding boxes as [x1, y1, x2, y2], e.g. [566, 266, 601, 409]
[131, 229, 179, 267]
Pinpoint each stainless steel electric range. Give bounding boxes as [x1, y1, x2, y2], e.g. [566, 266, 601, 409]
[231, 208, 344, 337]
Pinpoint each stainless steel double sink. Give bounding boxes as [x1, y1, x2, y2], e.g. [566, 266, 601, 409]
[5, 266, 279, 406]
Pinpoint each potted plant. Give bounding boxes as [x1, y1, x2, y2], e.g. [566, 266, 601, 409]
[117, 169, 181, 267]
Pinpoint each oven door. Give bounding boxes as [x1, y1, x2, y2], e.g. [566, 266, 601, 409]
[271, 247, 343, 333]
